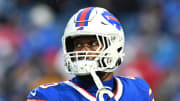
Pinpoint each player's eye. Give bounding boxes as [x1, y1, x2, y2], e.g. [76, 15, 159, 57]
[75, 43, 82, 48]
[89, 41, 98, 46]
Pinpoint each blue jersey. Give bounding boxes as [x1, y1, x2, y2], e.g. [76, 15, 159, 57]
[27, 76, 155, 101]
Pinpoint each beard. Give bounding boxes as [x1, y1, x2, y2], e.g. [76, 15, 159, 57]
[77, 71, 106, 84]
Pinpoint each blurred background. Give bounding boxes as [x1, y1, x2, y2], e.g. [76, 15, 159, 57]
[0, 0, 179, 101]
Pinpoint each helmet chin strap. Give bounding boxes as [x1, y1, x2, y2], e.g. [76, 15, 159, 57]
[90, 69, 114, 101]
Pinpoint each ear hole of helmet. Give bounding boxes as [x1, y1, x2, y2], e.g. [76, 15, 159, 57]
[115, 47, 122, 66]
[115, 58, 121, 66]
[117, 47, 122, 52]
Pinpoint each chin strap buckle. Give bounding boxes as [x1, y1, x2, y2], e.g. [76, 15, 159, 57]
[90, 69, 114, 101]
[96, 86, 114, 101]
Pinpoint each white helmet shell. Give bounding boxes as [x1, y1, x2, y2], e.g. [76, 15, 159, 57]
[62, 7, 125, 75]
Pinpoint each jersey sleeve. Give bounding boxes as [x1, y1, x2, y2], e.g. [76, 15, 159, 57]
[135, 77, 155, 101]
[27, 82, 62, 101]
[27, 87, 48, 101]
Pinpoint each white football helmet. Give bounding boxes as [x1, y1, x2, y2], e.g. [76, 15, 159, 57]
[62, 7, 125, 75]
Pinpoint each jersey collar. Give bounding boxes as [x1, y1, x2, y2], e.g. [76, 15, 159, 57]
[64, 76, 123, 101]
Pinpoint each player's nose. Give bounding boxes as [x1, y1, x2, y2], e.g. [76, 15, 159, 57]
[80, 43, 91, 51]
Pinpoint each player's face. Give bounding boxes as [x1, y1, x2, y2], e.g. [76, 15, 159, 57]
[72, 36, 102, 60]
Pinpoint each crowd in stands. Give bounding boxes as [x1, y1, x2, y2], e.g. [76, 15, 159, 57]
[0, 0, 179, 100]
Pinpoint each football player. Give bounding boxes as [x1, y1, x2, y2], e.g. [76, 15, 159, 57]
[27, 7, 155, 101]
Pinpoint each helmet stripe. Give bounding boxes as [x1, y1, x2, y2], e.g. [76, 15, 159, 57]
[79, 7, 90, 26]
[84, 7, 94, 26]
[76, 7, 94, 27]
[108, 16, 120, 23]
[76, 10, 83, 27]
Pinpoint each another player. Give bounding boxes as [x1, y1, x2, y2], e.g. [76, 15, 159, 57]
[27, 7, 155, 101]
